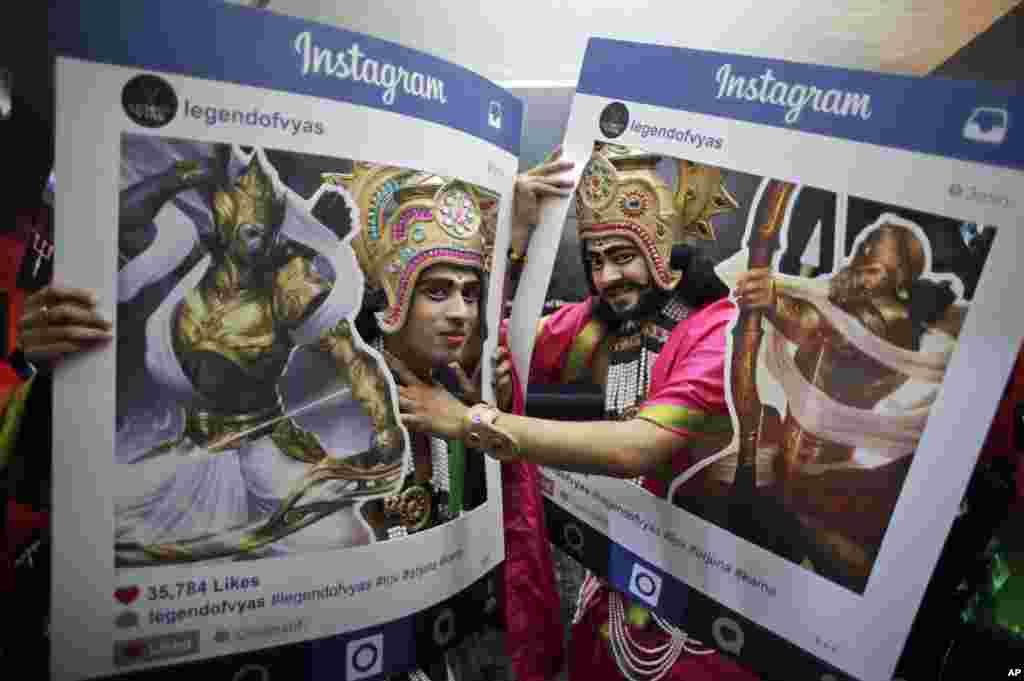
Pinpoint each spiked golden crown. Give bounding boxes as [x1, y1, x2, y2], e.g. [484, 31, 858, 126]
[575, 142, 738, 290]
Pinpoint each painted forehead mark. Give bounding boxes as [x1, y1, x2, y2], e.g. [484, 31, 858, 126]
[417, 271, 481, 287]
[585, 236, 638, 254]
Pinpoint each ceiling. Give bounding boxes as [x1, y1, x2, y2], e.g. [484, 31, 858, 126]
[261, 0, 1019, 84]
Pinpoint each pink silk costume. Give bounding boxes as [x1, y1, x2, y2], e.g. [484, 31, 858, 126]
[529, 297, 761, 681]
[499, 331, 566, 681]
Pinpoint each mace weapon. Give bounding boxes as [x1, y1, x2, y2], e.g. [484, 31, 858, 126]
[728, 180, 795, 538]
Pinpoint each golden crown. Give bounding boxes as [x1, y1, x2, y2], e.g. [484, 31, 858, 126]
[575, 142, 738, 290]
[337, 164, 486, 333]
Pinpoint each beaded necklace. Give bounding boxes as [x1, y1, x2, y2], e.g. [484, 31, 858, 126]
[603, 297, 691, 420]
[585, 296, 718, 680]
[373, 336, 456, 537]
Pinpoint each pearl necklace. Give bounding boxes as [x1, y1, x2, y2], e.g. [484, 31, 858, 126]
[608, 589, 685, 681]
[604, 320, 646, 419]
[575, 572, 713, 681]
[603, 298, 691, 420]
[374, 336, 452, 524]
[603, 298, 691, 486]
[582, 297, 717, 681]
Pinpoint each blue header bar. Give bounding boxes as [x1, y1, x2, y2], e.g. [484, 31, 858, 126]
[578, 38, 1023, 170]
[49, 0, 521, 156]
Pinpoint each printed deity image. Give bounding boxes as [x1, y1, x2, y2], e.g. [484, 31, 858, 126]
[542, 142, 995, 595]
[114, 135, 497, 567]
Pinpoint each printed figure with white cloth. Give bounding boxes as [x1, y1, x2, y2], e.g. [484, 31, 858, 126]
[718, 210, 967, 591]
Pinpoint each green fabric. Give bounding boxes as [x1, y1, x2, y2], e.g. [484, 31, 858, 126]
[447, 438, 466, 516]
[562, 319, 605, 383]
[994, 575, 1024, 636]
[637, 403, 733, 435]
[962, 537, 1024, 639]
[0, 376, 35, 472]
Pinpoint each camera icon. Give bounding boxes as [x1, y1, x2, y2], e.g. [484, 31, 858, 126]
[346, 633, 383, 680]
[628, 563, 663, 607]
[962, 107, 1008, 145]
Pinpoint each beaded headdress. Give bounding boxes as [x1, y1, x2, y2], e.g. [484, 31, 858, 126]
[575, 142, 738, 290]
[343, 164, 486, 334]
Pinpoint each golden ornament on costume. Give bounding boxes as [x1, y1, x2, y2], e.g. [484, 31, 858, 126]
[345, 167, 486, 333]
[212, 156, 286, 245]
[324, 162, 412, 286]
[476, 187, 500, 274]
[576, 142, 739, 290]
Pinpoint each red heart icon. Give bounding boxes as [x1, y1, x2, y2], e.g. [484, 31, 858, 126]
[114, 586, 140, 605]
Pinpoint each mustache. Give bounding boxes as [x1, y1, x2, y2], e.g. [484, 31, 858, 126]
[603, 282, 641, 297]
[591, 285, 669, 328]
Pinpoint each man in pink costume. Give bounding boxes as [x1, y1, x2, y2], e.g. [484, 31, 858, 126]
[393, 143, 761, 681]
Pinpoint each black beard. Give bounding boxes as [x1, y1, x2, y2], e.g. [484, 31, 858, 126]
[592, 285, 670, 331]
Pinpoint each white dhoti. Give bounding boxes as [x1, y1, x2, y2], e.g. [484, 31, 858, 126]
[114, 411, 374, 557]
[114, 250, 378, 558]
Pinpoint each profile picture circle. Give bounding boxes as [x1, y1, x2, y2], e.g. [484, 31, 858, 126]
[599, 102, 630, 139]
[351, 642, 379, 673]
[122, 74, 178, 128]
[633, 572, 657, 597]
